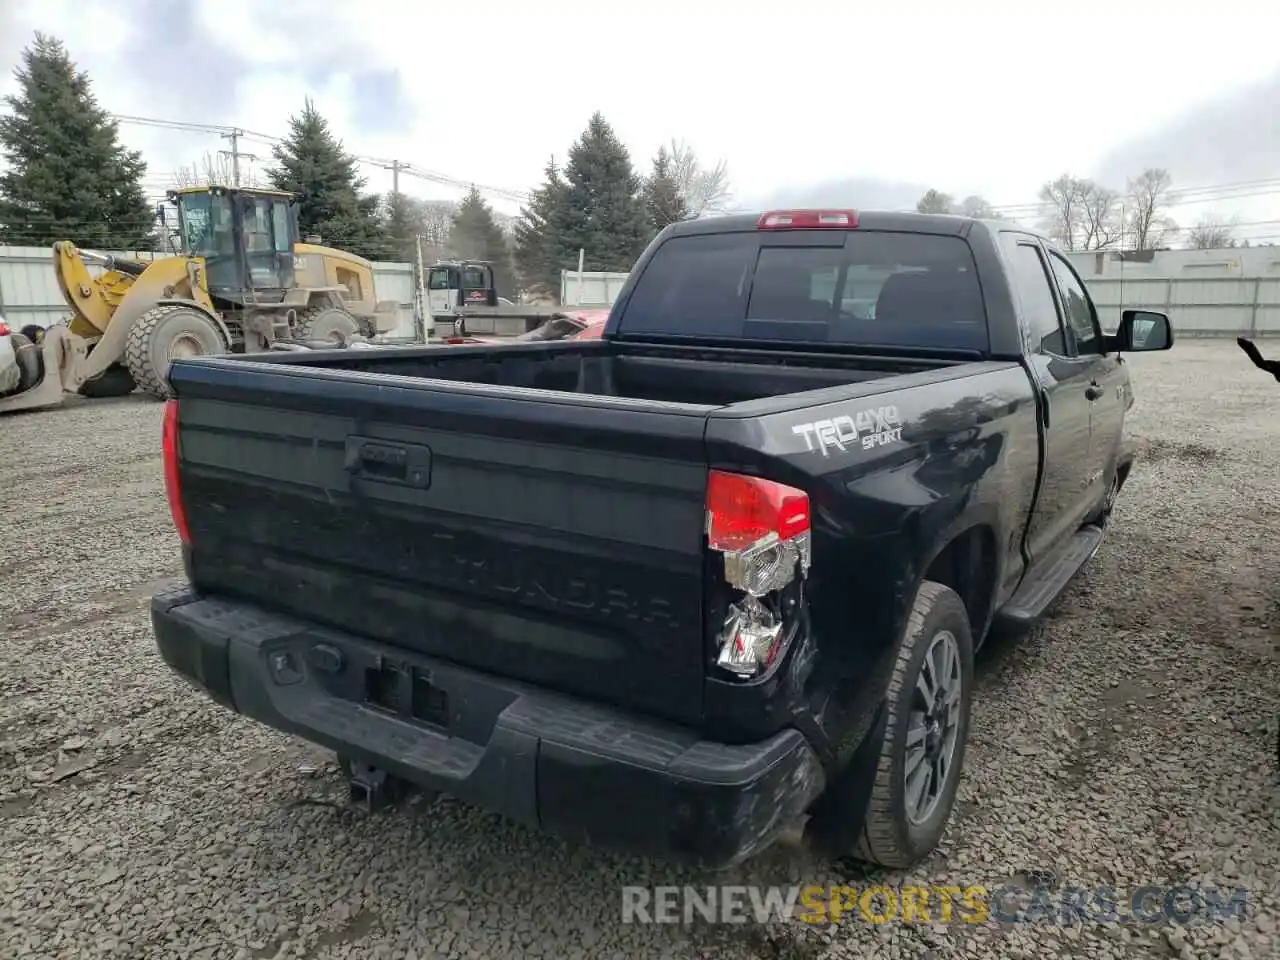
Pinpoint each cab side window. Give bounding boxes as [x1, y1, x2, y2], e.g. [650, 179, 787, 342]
[1047, 252, 1101, 355]
[1004, 237, 1068, 356]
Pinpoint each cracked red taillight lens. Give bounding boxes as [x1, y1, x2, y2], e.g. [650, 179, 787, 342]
[705, 471, 811, 678]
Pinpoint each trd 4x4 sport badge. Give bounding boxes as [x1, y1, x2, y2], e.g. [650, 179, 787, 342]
[792, 405, 904, 457]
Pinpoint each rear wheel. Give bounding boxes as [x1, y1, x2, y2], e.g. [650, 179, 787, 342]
[1098, 471, 1120, 525]
[125, 305, 226, 399]
[850, 580, 974, 868]
[294, 305, 359, 346]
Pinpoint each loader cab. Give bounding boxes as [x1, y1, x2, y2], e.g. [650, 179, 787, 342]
[426, 260, 498, 313]
[168, 187, 300, 301]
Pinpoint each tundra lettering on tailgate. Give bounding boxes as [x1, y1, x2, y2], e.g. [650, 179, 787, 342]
[792, 406, 904, 457]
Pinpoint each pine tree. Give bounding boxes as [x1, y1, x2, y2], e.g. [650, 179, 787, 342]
[557, 113, 651, 273]
[448, 187, 518, 299]
[381, 190, 418, 262]
[513, 156, 570, 298]
[642, 145, 688, 232]
[0, 33, 157, 251]
[267, 99, 390, 261]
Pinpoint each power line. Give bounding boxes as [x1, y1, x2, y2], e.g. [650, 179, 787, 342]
[30, 108, 1280, 227]
[986, 178, 1280, 219]
[110, 112, 532, 203]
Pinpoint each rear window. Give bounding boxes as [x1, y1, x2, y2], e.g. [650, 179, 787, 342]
[616, 230, 989, 352]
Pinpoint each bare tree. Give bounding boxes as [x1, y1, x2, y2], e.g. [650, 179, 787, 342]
[1037, 174, 1091, 251]
[1125, 168, 1177, 250]
[1186, 212, 1240, 249]
[416, 199, 456, 260]
[171, 152, 230, 188]
[959, 195, 996, 219]
[1079, 183, 1122, 250]
[916, 189, 954, 214]
[667, 139, 732, 217]
[170, 151, 260, 189]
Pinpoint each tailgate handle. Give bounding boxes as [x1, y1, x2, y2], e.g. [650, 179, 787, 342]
[344, 437, 432, 489]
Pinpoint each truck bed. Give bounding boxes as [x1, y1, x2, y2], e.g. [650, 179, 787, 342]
[167, 340, 989, 729]
[235, 339, 965, 408]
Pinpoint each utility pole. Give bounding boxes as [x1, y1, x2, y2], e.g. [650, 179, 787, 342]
[415, 233, 433, 342]
[371, 159, 409, 196]
[368, 160, 407, 195]
[220, 128, 244, 186]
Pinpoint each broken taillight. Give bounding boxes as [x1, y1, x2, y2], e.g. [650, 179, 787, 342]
[705, 471, 812, 678]
[162, 399, 191, 545]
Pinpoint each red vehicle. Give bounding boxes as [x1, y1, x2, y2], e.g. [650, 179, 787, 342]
[440, 308, 608, 345]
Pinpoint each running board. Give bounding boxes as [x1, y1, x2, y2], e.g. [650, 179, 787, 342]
[994, 525, 1105, 628]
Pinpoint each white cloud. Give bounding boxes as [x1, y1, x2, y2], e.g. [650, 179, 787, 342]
[3, 0, 1279, 222]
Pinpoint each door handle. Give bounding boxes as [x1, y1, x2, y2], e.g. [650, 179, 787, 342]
[1085, 382, 1104, 401]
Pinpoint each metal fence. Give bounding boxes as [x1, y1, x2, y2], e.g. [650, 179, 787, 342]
[1085, 276, 1280, 338]
[552, 265, 1280, 338]
[560, 270, 628, 307]
[0, 246, 420, 341]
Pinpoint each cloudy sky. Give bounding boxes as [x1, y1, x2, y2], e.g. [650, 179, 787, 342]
[2, 0, 1278, 238]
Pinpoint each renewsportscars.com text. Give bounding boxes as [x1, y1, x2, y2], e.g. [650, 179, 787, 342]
[621, 884, 1250, 926]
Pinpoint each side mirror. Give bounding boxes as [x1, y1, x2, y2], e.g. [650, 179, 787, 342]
[1113, 309, 1173, 352]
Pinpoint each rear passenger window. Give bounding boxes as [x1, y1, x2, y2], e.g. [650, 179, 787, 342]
[618, 230, 989, 351]
[1005, 240, 1067, 356]
[1047, 252, 1101, 355]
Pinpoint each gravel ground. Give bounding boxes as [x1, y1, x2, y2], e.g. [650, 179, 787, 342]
[1, 340, 1277, 960]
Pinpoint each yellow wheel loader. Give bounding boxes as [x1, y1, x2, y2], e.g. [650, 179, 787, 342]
[0, 186, 401, 413]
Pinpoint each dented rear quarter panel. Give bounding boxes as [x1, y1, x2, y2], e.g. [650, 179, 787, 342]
[703, 359, 1042, 763]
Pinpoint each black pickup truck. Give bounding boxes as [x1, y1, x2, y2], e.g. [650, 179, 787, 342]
[152, 209, 1172, 870]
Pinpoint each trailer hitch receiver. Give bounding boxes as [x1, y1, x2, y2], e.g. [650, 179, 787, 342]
[345, 760, 404, 813]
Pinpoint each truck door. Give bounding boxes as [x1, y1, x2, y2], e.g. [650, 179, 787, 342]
[1001, 235, 1099, 567]
[427, 266, 457, 314]
[1045, 249, 1126, 505]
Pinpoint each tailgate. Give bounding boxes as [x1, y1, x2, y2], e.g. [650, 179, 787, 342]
[169, 360, 713, 725]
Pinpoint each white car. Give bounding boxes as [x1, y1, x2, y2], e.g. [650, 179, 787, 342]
[0, 319, 20, 396]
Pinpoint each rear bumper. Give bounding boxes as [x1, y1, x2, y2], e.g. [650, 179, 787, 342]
[151, 585, 825, 868]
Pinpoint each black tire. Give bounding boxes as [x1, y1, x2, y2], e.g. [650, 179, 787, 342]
[0, 344, 20, 396]
[78, 364, 137, 398]
[294, 305, 359, 346]
[1090, 470, 1121, 527]
[124, 305, 226, 400]
[853, 580, 974, 868]
[10, 334, 44, 392]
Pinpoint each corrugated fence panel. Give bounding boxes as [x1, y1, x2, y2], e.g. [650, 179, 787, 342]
[0, 245, 420, 340]
[546, 267, 1280, 338]
[1170, 278, 1254, 334]
[560, 270, 628, 307]
[1081, 276, 1275, 337]
[1256, 279, 1280, 336]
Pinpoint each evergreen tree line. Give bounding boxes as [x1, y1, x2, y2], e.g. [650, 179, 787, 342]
[511, 113, 734, 299]
[0, 33, 734, 302]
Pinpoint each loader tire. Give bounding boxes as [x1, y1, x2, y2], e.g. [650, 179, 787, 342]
[125, 305, 226, 400]
[294, 305, 359, 346]
[79, 364, 137, 398]
[11, 334, 44, 392]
